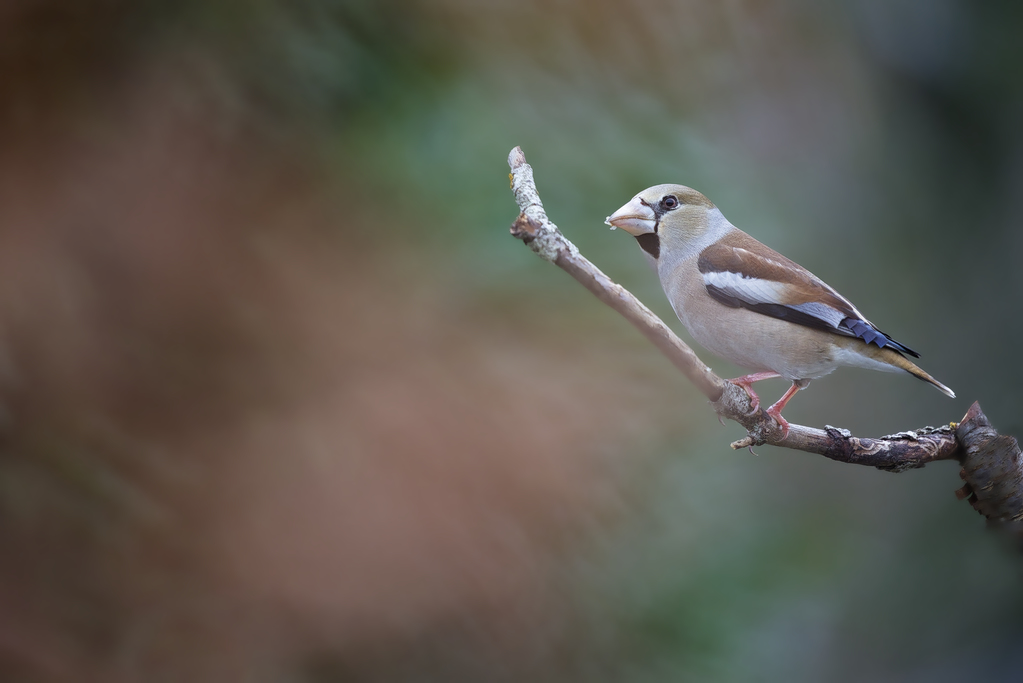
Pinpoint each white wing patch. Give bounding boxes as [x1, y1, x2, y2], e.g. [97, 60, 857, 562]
[702, 270, 789, 306]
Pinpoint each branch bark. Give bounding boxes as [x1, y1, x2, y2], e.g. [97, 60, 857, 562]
[955, 403, 1023, 532]
[507, 146, 1023, 530]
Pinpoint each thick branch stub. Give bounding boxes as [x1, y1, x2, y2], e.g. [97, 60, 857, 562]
[956, 402, 1023, 531]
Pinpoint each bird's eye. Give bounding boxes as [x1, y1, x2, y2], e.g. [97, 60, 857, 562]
[661, 195, 679, 210]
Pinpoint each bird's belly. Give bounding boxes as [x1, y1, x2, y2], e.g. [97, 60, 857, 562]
[674, 300, 840, 381]
[660, 256, 845, 381]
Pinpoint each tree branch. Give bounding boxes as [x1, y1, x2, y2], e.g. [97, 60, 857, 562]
[507, 145, 1023, 535]
[507, 146, 962, 468]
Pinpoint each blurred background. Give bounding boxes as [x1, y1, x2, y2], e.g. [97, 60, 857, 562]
[1, 0, 1022, 681]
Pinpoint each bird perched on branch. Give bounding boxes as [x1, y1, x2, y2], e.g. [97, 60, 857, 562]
[606, 184, 954, 436]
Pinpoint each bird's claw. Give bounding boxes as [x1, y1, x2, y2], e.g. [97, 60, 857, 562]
[729, 380, 761, 415]
[767, 408, 791, 439]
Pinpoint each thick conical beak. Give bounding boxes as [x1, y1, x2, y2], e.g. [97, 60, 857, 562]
[605, 197, 656, 236]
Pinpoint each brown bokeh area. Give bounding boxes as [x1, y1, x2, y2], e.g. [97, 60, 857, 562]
[0, 45, 661, 681]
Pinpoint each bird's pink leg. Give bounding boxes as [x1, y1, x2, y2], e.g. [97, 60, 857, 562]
[728, 372, 781, 415]
[765, 381, 806, 439]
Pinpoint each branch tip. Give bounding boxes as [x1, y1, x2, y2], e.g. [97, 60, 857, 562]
[508, 146, 526, 170]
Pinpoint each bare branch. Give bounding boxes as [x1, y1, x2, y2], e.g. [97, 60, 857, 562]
[507, 146, 959, 469]
[505, 145, 1023, 537]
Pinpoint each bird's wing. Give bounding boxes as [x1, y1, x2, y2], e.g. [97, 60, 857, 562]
[697, 236, 919, 358]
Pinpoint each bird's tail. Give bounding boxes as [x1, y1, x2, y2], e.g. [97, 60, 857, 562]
[884, 351, 956, 398]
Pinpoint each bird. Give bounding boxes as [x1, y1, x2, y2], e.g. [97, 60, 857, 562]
[605, 184, 954, 437]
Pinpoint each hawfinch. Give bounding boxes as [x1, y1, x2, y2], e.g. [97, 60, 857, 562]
[606, 184, 954, 436]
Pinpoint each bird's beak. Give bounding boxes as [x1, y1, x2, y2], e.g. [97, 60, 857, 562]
[605, 197, 656, 236]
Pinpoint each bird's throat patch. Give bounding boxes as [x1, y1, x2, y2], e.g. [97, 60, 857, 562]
[636, 233, 660, 259]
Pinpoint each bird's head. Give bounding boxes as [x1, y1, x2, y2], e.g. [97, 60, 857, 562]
[605, 184, 716, 259]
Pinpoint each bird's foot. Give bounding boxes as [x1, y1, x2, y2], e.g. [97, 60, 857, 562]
[764, 380, 805, 439]
[728, 380, 761, 415]
[765, 405, 791, 439]
[739, 386, 760, 415]
[728, 372, 780, 415]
